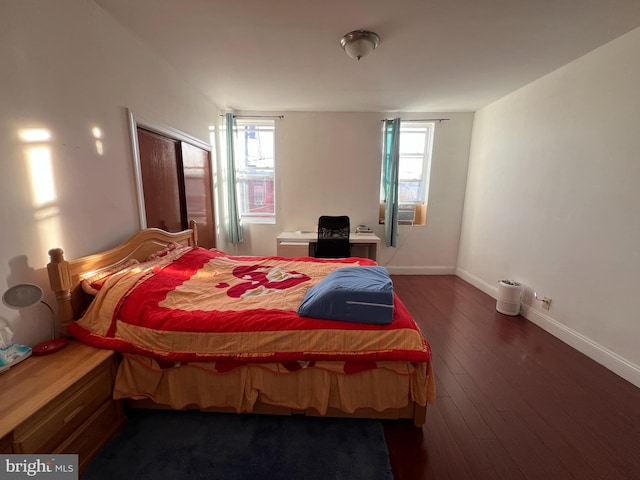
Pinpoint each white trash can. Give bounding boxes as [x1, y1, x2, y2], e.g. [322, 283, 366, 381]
[497, 280, 522, 316]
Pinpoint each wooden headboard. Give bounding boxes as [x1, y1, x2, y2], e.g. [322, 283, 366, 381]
[47, 220, 198, 335]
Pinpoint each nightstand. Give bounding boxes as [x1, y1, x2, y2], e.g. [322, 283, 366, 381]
[0, 341, 125, 472]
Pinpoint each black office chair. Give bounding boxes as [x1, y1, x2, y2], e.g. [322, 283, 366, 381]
[315, 215, 351, 258]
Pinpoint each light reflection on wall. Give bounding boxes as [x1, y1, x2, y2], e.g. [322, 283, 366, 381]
[19, 128, 51, 143]
[209, 125, 221, 237]
[19, 128, 63, 265]
[26, 146, 56, 206]
[92, 126, 104, 155]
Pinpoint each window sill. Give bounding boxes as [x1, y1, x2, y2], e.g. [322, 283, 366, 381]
[242, 219, 276, 225]
[379, 219, 426, 226]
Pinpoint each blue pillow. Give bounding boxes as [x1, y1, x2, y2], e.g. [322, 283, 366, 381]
[298, 266, 394, 324]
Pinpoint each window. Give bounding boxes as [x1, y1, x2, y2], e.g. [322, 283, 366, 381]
[379, 121, 434, 225]
[398, 122, 434, 204]
[234, 119, 276, 223]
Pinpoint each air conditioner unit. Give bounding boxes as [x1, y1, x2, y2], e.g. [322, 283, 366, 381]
[398, 204, 416, 224]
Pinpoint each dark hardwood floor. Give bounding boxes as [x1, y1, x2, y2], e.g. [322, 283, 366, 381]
[384, 275, 640, 480]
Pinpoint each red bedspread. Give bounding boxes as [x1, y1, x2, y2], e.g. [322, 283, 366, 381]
[69, 247, 431, 364]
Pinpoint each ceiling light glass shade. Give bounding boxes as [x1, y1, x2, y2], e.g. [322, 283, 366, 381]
[340, 30, 380, 60]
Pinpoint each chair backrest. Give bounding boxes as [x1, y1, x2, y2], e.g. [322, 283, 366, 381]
[315, 216, 351, 258]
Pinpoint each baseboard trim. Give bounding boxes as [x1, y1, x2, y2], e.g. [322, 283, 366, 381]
[386, 266, 456, 275]
[454, 268, 500, 297]
[455, 267, 640, 388]
[520, 305, 640, 388]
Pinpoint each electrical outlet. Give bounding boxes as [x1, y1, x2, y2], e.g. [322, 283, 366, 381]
[534, 292, 552, 310]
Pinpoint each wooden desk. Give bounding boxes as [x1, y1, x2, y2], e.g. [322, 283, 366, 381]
[276, 232, 381, 261]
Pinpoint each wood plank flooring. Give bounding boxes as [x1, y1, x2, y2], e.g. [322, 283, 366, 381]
[384, 275, 640, 480]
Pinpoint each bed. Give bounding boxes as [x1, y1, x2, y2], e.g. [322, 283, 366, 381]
[47, 221, 435, 426]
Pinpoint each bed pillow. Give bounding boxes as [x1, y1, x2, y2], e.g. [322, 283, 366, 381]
[81, 258, 140, 295]
[145, 242, 183, 261]
[297, 266, 394, 324]
[81, 244, 192, 295]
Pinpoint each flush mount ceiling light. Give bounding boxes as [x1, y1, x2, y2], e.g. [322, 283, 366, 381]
[340, 30, 380, 60]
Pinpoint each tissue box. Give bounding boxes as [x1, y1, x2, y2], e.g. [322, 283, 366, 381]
[0, 343, 32, 373]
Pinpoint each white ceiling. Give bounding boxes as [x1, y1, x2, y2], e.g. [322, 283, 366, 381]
[95, 0, 640, 113]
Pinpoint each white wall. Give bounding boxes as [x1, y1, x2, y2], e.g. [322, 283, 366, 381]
[457, 27, 640, 387]
[0, 0, 218, 346]
[217, 111, 474, 275]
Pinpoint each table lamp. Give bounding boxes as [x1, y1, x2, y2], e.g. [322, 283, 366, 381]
[2, 283, 68, 356]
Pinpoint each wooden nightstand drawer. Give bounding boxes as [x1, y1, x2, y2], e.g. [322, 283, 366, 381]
[56, 399, 123, 472]
[0, 434, 13, 453]
[0, 342, 125, 470]
[13, 362, 113, 453]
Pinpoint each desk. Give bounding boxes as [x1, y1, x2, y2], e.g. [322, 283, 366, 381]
[276, 232, 381, 262]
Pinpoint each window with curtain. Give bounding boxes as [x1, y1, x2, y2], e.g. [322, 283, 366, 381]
[380, 121, 434, 226]
[233, 119, 276, 224]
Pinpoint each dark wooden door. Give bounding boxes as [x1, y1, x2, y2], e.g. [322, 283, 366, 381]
[136, 127, 216, 248]
[181, 142, 215, 249]
[137, 128, 185, 233]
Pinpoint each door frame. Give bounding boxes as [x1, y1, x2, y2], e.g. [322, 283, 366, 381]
[126, 108, 212, 229]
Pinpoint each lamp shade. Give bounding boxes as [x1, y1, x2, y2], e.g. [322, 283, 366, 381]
[2, 283, 43, 309]
[2, 283, 68, 356]
[340, 30, 380, 60]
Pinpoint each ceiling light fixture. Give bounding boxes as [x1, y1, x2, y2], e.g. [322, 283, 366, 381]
[340, 30, 380, 61]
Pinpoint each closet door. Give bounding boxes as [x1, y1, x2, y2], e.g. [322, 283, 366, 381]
[137, 128, 185, 232]
[181, 142, 215, 249]
[136, 126, 216, 249]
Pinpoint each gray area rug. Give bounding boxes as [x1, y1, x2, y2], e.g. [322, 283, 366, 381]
[82, 409, 394, 480]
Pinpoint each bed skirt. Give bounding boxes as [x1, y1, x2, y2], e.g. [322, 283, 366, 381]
[114, 354, 435, 424]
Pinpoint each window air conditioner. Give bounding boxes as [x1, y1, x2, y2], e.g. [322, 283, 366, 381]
[398, 204, 416, 224]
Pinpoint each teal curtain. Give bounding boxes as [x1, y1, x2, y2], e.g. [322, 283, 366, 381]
[382, 118, 401, 247]
[225, 113, 243, 244]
